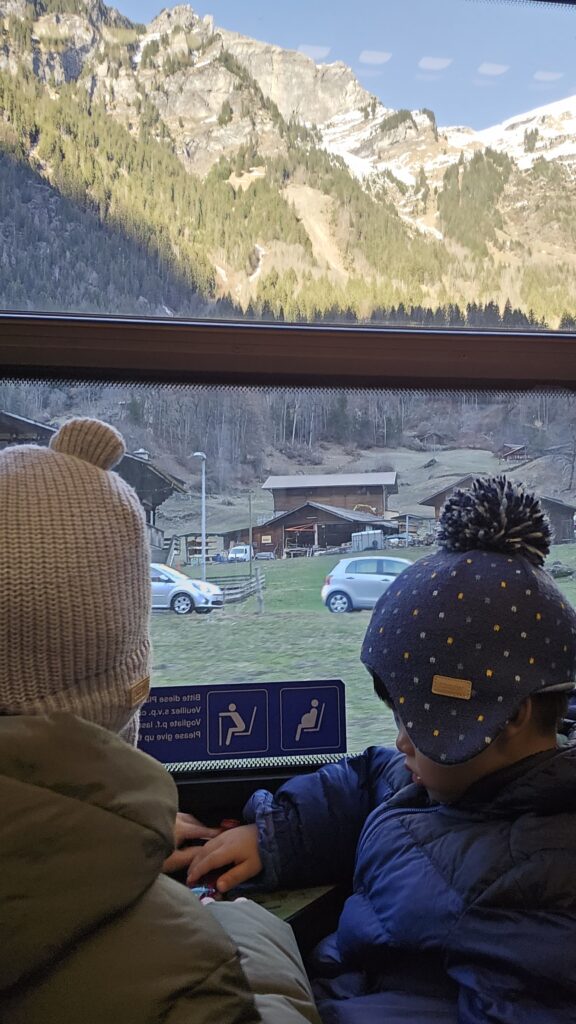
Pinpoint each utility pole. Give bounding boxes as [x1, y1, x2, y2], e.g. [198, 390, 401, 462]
[192, 451, 207, 581]
[248, 490, 253, 577]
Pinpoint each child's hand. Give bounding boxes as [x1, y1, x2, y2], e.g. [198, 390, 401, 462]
[163, 812, 222, 874]
[186, 824, 262, 893]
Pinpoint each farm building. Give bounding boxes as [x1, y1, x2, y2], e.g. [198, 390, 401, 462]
[539, 496, 576, 543]
[419, 476, 476, 518]
[262, 472, 398, 515]
[420, 475, 576, 543]
[0, 410, 186, 556]
[495, 443, 528, 462]
[220, 501, 398, 557]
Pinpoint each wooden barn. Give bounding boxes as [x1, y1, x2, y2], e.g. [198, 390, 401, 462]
[262, 472, 398, 515]
[421, 475, 576, 544]
[539, 496, 576, 543]
[221, 501, 398, 557]
[495, 443, 528, 462]
[0, 411, 186, 555]
[419, 476, 475, 519]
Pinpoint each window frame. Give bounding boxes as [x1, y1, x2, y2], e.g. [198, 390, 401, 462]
[1, 314, 576, 390]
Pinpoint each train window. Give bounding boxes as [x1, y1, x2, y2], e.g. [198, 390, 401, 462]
[1, 0, 576, 769]
[0, 0, 574, 332]
[2, 379, 576, 759]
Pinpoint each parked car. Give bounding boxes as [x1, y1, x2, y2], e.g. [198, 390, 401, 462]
[228, 544, 254, 562]
[321, 555, 412, 613]
[255, 551, 276, 560]
[150, 563, 224, 615]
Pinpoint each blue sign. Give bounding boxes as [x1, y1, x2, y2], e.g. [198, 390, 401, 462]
[138, 680, 346, 763]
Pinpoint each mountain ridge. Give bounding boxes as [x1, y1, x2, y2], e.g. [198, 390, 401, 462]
[0, 0, 575, 325]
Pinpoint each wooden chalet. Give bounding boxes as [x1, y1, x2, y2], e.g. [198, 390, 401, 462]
[262, 472, 398, 515]
[0, 411, 186, 556]
[220, 501, 398, 557]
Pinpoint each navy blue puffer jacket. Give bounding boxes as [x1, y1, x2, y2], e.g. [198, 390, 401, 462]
[244, 746, 576, 1024]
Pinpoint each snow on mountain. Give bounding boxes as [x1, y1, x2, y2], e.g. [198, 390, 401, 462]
[320, 107, 439, 185]
[319, 92, 576, 188]
[476, 94, 576, 170]
[319, 108, 391, 179]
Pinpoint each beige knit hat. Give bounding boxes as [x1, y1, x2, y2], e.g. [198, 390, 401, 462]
[0, 418, 151, 745]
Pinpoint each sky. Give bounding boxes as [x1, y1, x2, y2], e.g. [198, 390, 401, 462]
[113, 0, 576, 130]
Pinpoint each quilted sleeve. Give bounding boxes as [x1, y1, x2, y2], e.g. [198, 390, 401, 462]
[244, 747, 407, 889]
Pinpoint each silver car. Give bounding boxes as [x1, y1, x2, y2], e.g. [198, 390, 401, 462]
[321, 556, 412, 613]
[150, 563, 224, 615]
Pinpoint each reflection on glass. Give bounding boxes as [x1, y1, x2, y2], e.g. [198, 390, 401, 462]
[0, 1, 575, 328]
[2, 381, 576, 752]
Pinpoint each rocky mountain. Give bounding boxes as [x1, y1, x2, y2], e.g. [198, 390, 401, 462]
[0, 0, 575, 325]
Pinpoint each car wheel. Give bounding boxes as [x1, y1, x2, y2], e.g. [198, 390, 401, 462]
[327, 591, 353, 613]
[171, 593, 194, 615]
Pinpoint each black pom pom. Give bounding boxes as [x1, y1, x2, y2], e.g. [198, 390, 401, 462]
[437, 476, 551, 566]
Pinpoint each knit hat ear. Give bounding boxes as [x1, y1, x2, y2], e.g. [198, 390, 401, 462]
[50, 418, 125, 470]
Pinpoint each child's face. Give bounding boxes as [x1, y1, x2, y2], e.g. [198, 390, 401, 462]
[393, 713, 497, 804]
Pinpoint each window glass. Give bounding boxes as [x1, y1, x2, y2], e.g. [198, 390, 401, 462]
[347, 559, 380, 574]
[164, 566, 189, 580]
[1, 1, 575, 331]
[3, 380, 576, 755]
[381, 558, 410, 575]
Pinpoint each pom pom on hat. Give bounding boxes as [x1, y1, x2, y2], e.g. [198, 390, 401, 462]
[50, 418, 125, 470]
[437, 476, 551, 567]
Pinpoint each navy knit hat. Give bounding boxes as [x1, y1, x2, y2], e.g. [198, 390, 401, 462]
[361, 477, 576, 765]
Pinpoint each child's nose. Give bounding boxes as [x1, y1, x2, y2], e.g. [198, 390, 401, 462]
[395, 725, 414, 756]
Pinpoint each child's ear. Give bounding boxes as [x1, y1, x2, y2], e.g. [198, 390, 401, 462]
[500, 698, 533, 740]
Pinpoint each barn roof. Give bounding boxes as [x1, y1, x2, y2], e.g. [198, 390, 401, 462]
[219, 501, 399, 540]
[262, 472, 397, 492]
[419, 476, 474, 505]
[258, 501, 398, 529]
[416, 477, 576, 516]
[541, 495, 576, 513]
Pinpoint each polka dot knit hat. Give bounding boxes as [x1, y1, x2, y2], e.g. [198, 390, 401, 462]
[361, 476, 576, 765]
[0, 418, 151, 745]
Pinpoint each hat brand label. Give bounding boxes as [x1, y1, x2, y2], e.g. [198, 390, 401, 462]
[130, 676, 151, 706]
[432, 675, 472, 700]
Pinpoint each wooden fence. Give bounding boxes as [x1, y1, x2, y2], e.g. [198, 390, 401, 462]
[209, 570, 266, 605]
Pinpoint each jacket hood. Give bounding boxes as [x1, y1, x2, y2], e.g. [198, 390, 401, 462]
[0, 713, 177, 991]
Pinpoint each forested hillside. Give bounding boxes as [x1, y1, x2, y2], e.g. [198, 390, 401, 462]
[3, 379, 576, 504]
[0, 0, 575, 325]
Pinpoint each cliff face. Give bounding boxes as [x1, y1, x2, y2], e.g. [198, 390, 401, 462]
[221, 29, 372, 124]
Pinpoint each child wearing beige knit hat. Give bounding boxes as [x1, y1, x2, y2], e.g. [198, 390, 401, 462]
[0, 418, 320, 1024]
[0, 417, 151, 743]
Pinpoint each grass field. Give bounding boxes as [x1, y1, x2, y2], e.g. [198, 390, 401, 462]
[151, 545, 576, 752]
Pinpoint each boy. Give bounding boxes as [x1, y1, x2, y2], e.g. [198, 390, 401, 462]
[0, 417, 319, 1024]
[186, 477, 576, 1023]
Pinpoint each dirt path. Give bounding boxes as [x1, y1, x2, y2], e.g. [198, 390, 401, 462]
[284, 183, 348, 279]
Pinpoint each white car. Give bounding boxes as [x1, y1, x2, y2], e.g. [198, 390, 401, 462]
[150, 563, 224, 615]
[228, 544, 254, 562]
[321, 555, 412, 613]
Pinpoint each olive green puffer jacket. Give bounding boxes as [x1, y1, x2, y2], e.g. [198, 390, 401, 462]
[0, 714, 318, 1024]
